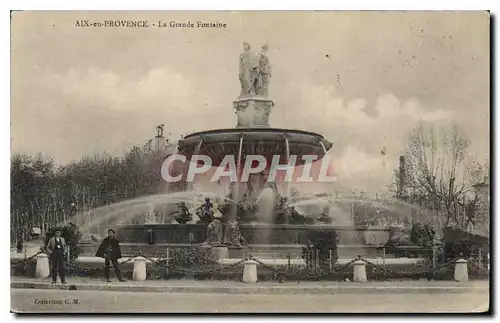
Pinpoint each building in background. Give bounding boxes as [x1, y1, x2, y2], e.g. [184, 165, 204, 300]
[470, 175, 490, 237]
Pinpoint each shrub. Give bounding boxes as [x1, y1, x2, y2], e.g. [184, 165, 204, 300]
[410, 222, 435, 249]
[443, 239, 474, 260]
[168, 247, 218, 268]
[384, 227, 413, 257]
[44, 223, 83, 262]
[304, 229, 338, 265]
[442, 227, 489, 262]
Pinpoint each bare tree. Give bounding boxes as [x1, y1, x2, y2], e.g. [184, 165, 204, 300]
[395, 122, 483, 229]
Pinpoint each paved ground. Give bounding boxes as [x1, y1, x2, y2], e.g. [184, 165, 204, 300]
[11, 288, 490, 313]
[11, 277, 489, 295]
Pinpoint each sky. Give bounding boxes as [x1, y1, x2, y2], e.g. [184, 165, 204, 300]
[10, 11, 490, 195]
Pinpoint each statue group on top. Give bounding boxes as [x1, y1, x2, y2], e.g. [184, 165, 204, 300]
[239, 42, 272, 97]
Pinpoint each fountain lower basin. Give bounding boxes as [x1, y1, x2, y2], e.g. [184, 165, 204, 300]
[77, 224, 392, 259]
[108, 224, 387, 245]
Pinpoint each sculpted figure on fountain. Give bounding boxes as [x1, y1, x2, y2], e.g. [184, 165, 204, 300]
[204, 212, 224, 246]
[238, 42, 272, 97]
[239, 42, 259, 97]
[174, 202, 192, 224]
[275, 198, 291, 224]
[257, 44, 271, 97]
[197, 198, 215, 224]
[224, 215, 245, 248]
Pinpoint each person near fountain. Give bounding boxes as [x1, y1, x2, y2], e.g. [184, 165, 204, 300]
[95, 229, 126, 282]
[46, 228, 67, 284]
[69, 201, 78, 217]
[16, 230, 24, 253]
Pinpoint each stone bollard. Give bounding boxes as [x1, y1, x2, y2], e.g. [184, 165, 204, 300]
[211, 246, 229, 260]
[353, 259, 368, 282]
[454, 259, 468, 282]
[242, 259, 258, 283]
[35, 253, 50, 279]
[132, 256, 147, 281]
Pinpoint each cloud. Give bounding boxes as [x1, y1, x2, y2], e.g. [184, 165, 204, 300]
[268, 82, 453, 194]
[58, 67, 193, 114]
[31, 65, 232, 141]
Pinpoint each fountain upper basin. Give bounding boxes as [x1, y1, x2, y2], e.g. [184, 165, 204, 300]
[178, 128, 333, 166]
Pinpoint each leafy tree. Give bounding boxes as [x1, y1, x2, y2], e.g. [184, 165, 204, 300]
[11, 132, 176, 242]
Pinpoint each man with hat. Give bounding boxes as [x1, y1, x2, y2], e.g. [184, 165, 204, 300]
[46, 228, 67, 284]
[96, 229, 126, 282]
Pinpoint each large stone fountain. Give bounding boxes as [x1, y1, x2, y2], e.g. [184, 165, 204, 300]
[91, 43, 388, 259]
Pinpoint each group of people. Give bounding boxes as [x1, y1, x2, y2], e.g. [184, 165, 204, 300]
[47, 228, 125, 284]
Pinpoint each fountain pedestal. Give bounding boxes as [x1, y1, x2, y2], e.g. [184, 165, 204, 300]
[211, 246, 229, 260]
[454, 259, 468, 282]
[35, 253, 50, 279]
[242, 259, 258, 283]
[233, 97, 274, 128]
[228, 246, 245, 258]
[353, 259, 368, 282]
[133, 256, 147, 281]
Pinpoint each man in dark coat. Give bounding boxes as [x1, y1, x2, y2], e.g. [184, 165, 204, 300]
[96, 229, 126, 282]
[46, 228, 67, 284]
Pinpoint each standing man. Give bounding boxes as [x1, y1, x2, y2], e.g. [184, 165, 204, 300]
[16, 230, 24, 253]
[46, 228, 67, 284]
[96, 229, 126, 282]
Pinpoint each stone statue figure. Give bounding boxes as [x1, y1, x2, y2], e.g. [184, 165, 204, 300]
[224, 216, 245, 247]
[145, 211, 158, 224]
[173, 202, 192, 224]
[257, 44, 271, 97]
[204, 217, 224, 246]
[196, 198, 214, 224]
[204, 205, 225, 246]
[239, 42, 260, 97]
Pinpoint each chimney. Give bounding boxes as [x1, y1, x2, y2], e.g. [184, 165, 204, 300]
[155, 124, 165, 152]
[398, 156, 406, 200]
